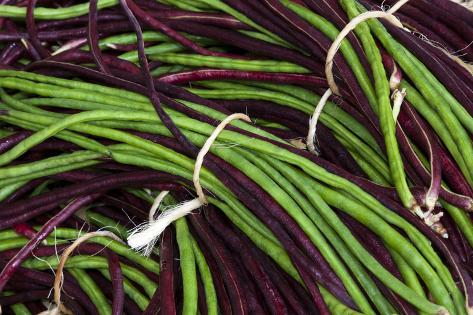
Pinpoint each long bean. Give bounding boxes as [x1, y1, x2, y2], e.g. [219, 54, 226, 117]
[175, 217, 198, 315]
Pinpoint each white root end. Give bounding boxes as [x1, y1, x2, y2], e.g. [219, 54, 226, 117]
[391, 88, 407, 122]
[127, 198, 202, 255]
[424, 193, 439, 213]
[307, 89, 332, 155]
[149, 191, 170, 222]
[52, 39, 88, 56]
[422, 210, 449, 238]
[325, 0, 408, 95]
[47, 231, 121, 315]
[193, 113, 251, 204]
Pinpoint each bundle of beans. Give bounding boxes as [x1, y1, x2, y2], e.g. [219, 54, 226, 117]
[0, 0, 472, 314]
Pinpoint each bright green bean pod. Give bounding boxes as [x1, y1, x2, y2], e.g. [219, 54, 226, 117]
[0, 158, 100, 187]
[389, 249, 428, 315]
[239, 149, 387, 314]
[10, 303, 32, 315]
[362, 8, 473, 183]
[191, 237, 218, 315]
[192, 0, 289, 46]
[341, 0, 416, 212]
[0, 150, 102, 180]
[149, 53, 310, 73]
[119, 43, 188, 63]
[281, 0, 378, 111]
[319, 287, 364, 315]
[69, 268, 112, 315]
[175, 218, 198, 315]
[0, 0, 117, 19]
[337, 137, 391, 186]
[0, 229, 21, 241]
[0, 181, 27, 203]
[46, 228, 160, 274]
[23, 255, 157, 297]
[86, 211, 130, 239]
[400, 80, 473, 186]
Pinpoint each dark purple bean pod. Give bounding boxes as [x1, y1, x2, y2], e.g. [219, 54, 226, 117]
[255, 248, 317, 315]
[36, 13, 126, 31]
[0, 131, 31, 155]
[223, 0, 317, 55]
[425, 0, 473, 28]
[192, 232, 233, 315]
[442, 212, 469, 263]
[205, 209, 288, 315]
[410, 0, 473, 59]
[150, 228, 176, 315]
[164, 20, 323, 75]
[0, 21, 134, 42]
[0, 194, 100, 291]
[3, 279, 43, 291]
[159, 69, 327, 87]
[260, 0, 381, 133]
[28, 138, 81, 152]
[380, 22, 473, 114]
[197, 275, 208, 315]
[392, 12, 451, 52]
[26, 0, 50, 59]
[371, 0, 473, 59]
[0, 289, 54, 305]
[108, 251, 125, 315]
[10, 267, 98, 315]
[155, 10, 252, 30]
[398, 104, 473, 205]
[89, 270, 141, 315]
[395, 124, 441, 211]
[301, 0, 373, 80]
[88, 0, 111, 74]
[0, 41, 24, 65]
[124, 0, 222, 57]
[119, 0, 204, 159]
[12, 223, 38, 240]
[49, 49, 140, 75]
[189, 213, 248, 315]
[0, 171, 180, 222]
[338, 211, 401, 278]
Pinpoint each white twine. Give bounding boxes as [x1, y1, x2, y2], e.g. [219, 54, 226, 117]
[306, 89, 332, 155]
[306, 0, 410, 155]
[149, 190, 170, 222]
[127, 113, 251, 255]
[193, 113, 251, 204]
[325, 0, 409, 95]
[40, 231, 121, 315]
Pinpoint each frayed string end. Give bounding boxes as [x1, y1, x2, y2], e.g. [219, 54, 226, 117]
[127, 198, 202, 256]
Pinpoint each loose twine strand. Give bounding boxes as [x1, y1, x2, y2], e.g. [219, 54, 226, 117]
[39, 231, 122, 315]
[127, 113, 251, 255]
[306, 0, 409, 154]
